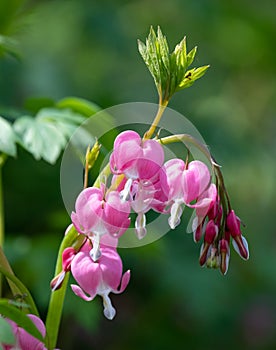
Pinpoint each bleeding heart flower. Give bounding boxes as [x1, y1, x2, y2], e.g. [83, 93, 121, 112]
[71, 184, 130, 260]
[70, 241, 130, 320]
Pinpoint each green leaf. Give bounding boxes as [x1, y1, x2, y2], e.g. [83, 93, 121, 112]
[24, 97, 55, 114]
[0, 316, 16, 346]
[0, 116, 17, 157]
[157, 26, 170, 73]
[0, 35, 19, 59]
[56, 97, 101, 117]
[0, 264, 39, 316]
[13, 115, 66, 164]
[13, 107, 89, 164]
[0, 300, 44, 342]
[177, 65, 210, 90]
[186, 46, 197, 67]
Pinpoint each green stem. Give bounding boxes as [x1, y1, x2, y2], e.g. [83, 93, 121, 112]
[158, 134, 216, 165]
[143, 99, 169, 140]
[0, 246, 21, 296]
[45, 225, 78, 350]
[0, 156, 6, 249]
[0, 154, 7, 297]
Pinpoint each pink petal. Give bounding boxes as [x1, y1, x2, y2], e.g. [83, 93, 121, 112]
[110, 131, 142, 175]
[100, 233, 118, 248]
[71, 211, 85, 234]
[160, 159, 185, 200]
[104, 191, 131, 234]
[114, 270, 131, 294]
[72, 187, 104, 234]
[62, 247, 76, 271]
[71, 284, 95, 301]
[137, 139, 164, 180]
[99, 248, 123, 290]
[71, 251, 101, 296]
[183, 160, 211, 204]
[16, 314, 46, 350]
[26, 315, 46, 338]
[113, 130, 141, 149]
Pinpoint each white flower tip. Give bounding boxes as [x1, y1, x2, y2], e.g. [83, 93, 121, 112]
[120, 178, 133, 202]
[135, 226, 147, 240]
[102, 293, 116, 320]
[104, 306, 116, 320]
[135, 213, 147, 239]
[89, 247, 102, 262]
[168, 202, 183, 229]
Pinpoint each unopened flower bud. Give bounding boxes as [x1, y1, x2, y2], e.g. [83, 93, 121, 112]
[86, 140, 101, 170]
[219, 239, 230, 275]
[226, 210, 249, 260]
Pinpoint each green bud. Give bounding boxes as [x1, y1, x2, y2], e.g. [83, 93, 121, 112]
[206, 255, 220, 269]
[86, 140, 101, 170]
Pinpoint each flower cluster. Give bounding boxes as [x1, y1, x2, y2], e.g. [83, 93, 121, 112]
[53, 130, 249, 320]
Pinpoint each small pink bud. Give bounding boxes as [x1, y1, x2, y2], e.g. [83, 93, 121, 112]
[233, 235, 249, 260]
[199, 243, 211, 266]
[62, 247, 76, 272]
[50, 271, 66, 291]
[193, 222, 203, 243]
[219, 239, 230, 275]
[204, 220, 218, 244]
[226, 210, 241, 237]
[226, 210, 249, 260]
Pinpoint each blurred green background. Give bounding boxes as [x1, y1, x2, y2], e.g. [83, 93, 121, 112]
[1, 0, 276, 349]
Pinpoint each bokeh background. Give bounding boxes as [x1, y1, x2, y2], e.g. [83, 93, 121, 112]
[1, 0, 276, 349]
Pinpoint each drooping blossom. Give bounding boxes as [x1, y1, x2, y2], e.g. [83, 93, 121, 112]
[182, 160, 211, 205]
[70, 240, 130, 320]
[110, 130, 165, 238]
[191, 183, 219, 242]
[2, 314, 50, 350]
[160, 158, 211, 229]
[110, 130, 164, 183]
[160, 158, 186, 229]
[71, 184, 130, 260]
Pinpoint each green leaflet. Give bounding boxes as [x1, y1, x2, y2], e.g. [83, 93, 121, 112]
[56, 97, 101, 118]
[177, 65, 210, 90]
[0, 117, 17, 157]
[13, 108, 87, 164]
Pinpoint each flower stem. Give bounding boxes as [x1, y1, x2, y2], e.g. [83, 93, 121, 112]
[143, 99, 169, 140]
[0, 155, 7, 249]
[0, 154, 7, 297]
[45, 225, 78, 350]
[158, 134, 215, 165]
[159, 133, 232, 214]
